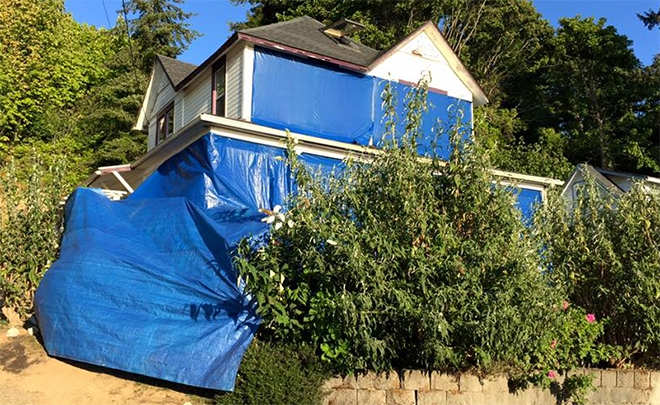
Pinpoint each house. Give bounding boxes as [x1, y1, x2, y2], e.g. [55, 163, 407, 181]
[37, 17, 567, 391]
[84, 16, 562, 216]
[562, 163, 660, 202]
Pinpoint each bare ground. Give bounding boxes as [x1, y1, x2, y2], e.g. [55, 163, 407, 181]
[0, 325, 213, 405]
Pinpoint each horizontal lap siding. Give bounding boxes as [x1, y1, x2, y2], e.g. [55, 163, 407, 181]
[183, 71, 212, 125]
[226, 48, 243, 119]
[148, 120, 157, 150]
[174, 94, 183, 132]
[152, 81, 175, 117]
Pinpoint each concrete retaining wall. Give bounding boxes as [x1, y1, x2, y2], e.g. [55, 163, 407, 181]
[324, 369, 660, 405]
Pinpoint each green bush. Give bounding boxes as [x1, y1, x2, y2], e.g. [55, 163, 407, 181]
[536, 171, 660, 366]
[215, 340, 330, 405]
[235, 84, 604, 403]
[0, 151, 71, 319]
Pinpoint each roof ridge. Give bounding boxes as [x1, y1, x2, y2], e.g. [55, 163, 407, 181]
[156, 55, 198, 88]
[156, 54, 197, 68]
[240, 15, 321, 34]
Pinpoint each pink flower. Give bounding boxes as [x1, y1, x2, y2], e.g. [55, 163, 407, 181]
[586, 313, 596, 323]
[548, 370, 557, 379]
[562, 300, 569, 311]
[550, 339, 557, 349]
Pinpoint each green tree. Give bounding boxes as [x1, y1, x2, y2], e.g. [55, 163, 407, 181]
[638, 7, 660, 30]
[235, 87, 605, 405]
[541, 17, 654, 172]
[124, 0, 199, 73]
[72, 16, 150, 167]
[537, 173, 660, 365]
[73, 0, 200, 167]
[0, 152, 71, 319]
[0, 0, 110, 145]
[230, 0, 551, 101]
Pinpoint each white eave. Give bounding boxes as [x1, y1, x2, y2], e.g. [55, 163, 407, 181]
[86, 114, 561, 195]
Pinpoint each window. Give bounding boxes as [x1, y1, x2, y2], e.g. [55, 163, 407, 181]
[212, 59, 226, 116]
[156, 104, 174, 145]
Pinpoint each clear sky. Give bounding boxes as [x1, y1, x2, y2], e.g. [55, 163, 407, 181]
[65, 0, 659, 66]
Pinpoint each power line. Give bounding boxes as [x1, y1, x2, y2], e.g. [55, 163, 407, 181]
[101, 0, 112, 27]
[120, 0, 144, 90]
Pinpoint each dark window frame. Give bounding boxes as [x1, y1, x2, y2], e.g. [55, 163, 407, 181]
[156, 102, 174, 146]
[212, 57, 227, 117]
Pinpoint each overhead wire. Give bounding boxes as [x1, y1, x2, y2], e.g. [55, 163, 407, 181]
[101, 0, 112, 28]
[120, 0, 144, 91]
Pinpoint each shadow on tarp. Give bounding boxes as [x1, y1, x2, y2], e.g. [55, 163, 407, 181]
[33, 135, 346, 391]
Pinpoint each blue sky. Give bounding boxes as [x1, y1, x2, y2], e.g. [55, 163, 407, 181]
[65, 0, 659, 66]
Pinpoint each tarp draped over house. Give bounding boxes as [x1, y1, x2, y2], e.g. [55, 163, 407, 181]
[35, 132, 543, 391]
[34, 134, 339, 391]
[250, 47, 472, 159]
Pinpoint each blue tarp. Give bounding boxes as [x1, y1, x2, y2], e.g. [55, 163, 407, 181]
[35, 132, 542, 392]
[512, 187, 543, 222]
[34, 135, 339, 391]
[251, 47, 472, 160]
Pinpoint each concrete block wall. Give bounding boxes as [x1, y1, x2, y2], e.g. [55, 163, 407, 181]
[323, 369, 660, 405]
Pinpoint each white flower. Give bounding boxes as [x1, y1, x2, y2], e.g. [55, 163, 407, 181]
[260, 205, 288, 230]
[287, 219, 295, 228]
[326, 239, 338, 246]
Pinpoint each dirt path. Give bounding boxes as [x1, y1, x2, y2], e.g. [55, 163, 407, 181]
[0, 326, 211, 405]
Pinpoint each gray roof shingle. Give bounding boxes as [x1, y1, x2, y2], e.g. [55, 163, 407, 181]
[157, 55, 198, 87]
[239, 16, 381, 67]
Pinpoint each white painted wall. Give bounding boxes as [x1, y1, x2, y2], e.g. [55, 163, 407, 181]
[241, 45, 254, 120]
[174, 92, 184, 133]
[147, 66, 175, 148]
[182, 70, 212, 127]
[368, 32, 473, 102]
[152, 76, 175, 116]
[148, 121, 158, 150]
[226, 45, 243, 119]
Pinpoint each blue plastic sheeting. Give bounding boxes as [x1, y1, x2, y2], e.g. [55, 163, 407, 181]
[251, 47, 471, 159]
[34, 134, 341, 391]
[368, 81, 472, 159]
[35, 132, 541, 392]
[251, 47, 377, 144]
[511, 187, 543, 221]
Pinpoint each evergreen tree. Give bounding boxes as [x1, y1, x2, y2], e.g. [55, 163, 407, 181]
[638, 7, 660, 30]
[75, 0, 200, 167]
[124, 0, 200, 73]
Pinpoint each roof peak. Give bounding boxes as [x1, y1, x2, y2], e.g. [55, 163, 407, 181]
[238, 15, 380, 68]
[156, 55, 197, 88]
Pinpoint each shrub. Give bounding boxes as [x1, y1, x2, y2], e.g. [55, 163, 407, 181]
[214, 340, 330, 405]
[0, 151, 70, 319]
[235, 84, 604, 402]
[536, 171, 660, 366]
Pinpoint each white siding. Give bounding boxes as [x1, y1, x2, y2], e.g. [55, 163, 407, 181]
[368, 32, 473, 102]
[148, 120, 157, 150]
[174, 93, 184, 132]
[183, 70, 212, 125]
[226, 46, 243, 119]
[152, 77, 175, 117]
[147, 67, 176, 151]
[241, 45, 255, 120]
